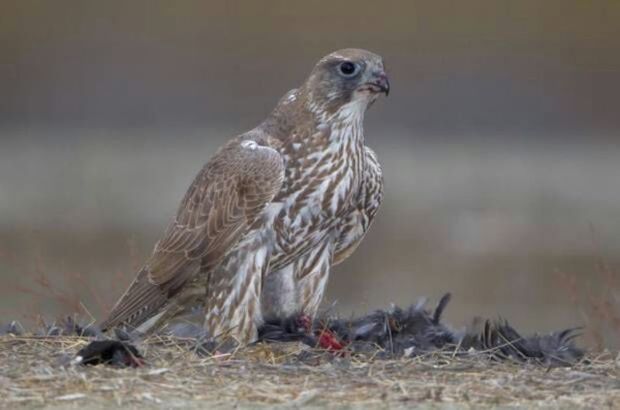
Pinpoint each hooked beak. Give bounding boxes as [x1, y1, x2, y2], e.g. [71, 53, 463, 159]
[367, 71, 390, 96]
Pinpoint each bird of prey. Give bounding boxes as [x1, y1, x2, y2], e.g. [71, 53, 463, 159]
[100, 48, 389, 344]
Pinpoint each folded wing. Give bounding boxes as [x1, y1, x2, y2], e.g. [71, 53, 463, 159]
[99, 139, 284, 331]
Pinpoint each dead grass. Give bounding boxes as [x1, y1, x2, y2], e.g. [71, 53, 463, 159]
[1, 335, 619, 409]
[555, 227, 620, 350]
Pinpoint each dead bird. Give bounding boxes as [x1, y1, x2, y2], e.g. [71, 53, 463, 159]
[259, 314, 344, 351]
[468, 319, 583, 366]
[74, 340, 144, 367]
[257, 293, 584, 365]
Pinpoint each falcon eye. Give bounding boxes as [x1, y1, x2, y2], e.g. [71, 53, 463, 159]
[338, 61, 359, 77]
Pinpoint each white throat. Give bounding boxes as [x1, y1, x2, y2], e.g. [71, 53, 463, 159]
[332, 99, 367, 123]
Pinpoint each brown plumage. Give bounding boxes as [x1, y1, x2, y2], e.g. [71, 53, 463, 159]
[100, 140, 284, 331]
[100, 49, 389, 343]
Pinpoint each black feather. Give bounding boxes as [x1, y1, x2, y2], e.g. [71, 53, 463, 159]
[257, 293, 584, 366]
[75, 340, 144, 367]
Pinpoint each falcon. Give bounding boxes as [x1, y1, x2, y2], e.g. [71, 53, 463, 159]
[100, 49, 389, 344]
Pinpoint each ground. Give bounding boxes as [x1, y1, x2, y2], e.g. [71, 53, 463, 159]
[1, 335, 619, 409]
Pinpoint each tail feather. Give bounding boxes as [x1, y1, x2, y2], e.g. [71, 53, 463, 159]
[99, 268, 169, 332]
[472, 319, 584, 365]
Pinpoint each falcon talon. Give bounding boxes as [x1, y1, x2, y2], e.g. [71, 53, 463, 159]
[296, 314, 314, 333]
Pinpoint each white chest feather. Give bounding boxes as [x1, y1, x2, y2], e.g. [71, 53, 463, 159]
[284, 101, 366, 230]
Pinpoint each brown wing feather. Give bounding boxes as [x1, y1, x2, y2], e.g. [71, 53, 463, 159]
[100, 138, 284, 331]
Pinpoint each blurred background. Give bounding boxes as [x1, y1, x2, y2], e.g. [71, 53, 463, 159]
[1, 1, 619, 348]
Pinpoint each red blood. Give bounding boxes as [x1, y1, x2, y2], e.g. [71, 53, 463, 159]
[125, 355, 145, 367]
[297, 314, 313, 332]
[297, 313, 347, 353]
[317, 329, 347, 351]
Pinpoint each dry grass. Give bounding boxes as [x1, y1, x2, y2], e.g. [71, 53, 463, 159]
[1, 335, 619, 409]
[2, 233, 619, 408]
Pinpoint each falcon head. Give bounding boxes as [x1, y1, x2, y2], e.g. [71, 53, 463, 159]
[305, 48, 389, 113]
